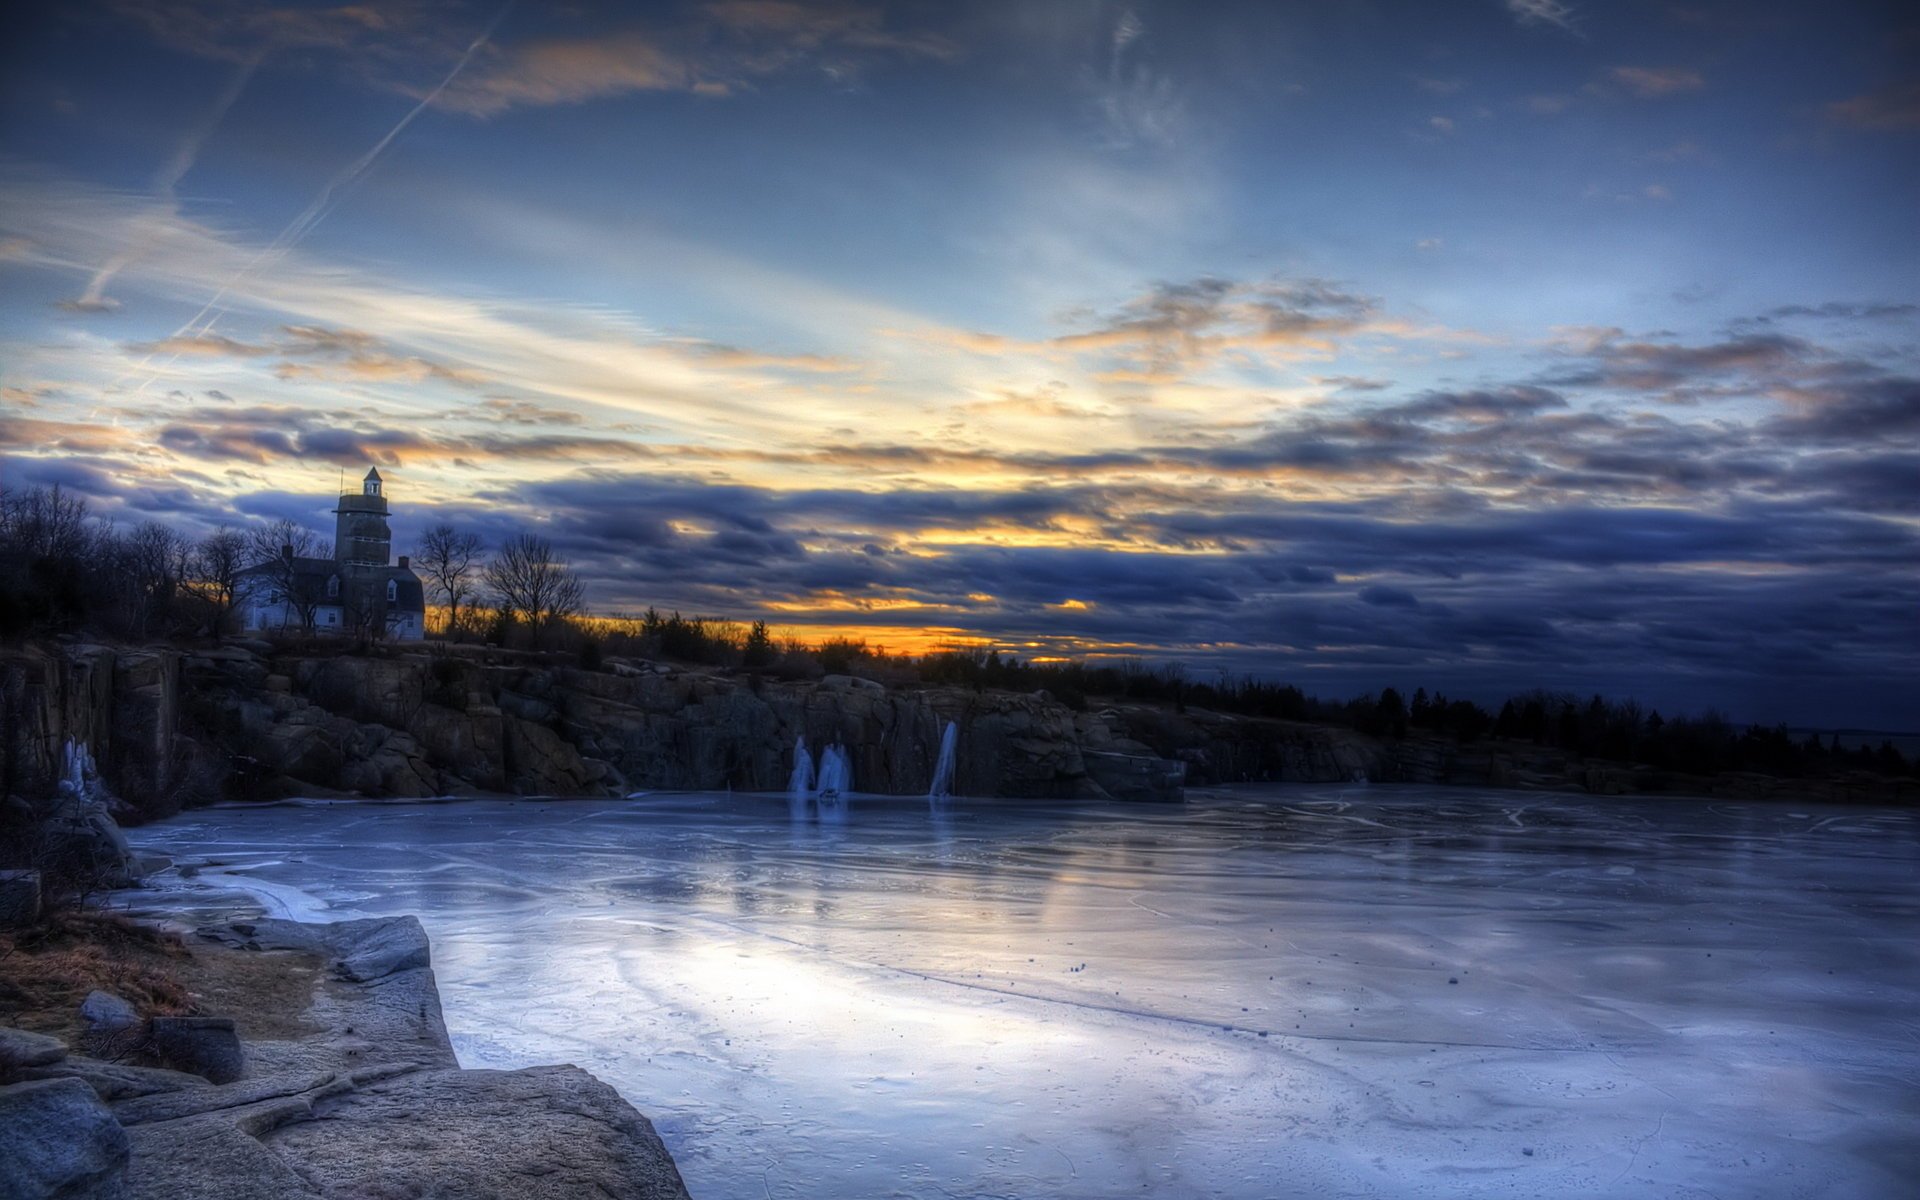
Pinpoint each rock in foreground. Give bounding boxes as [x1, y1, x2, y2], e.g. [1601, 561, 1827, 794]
[3, 914, 691, 1200]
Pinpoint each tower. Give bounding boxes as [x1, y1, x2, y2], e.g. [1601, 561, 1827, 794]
[333, 467, 392, 567]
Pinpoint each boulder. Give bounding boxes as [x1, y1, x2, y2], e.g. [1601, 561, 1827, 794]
[81, 990, 139, 1034]
[147, 1017, 245, 1085]
[0, 1077, 130, 1199]
[0, 869, 41, 928]
[267, 1065, 691, 1200]
[329, 916, 431, 983]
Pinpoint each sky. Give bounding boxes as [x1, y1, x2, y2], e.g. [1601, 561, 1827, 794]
[1, 0, 1916, 728]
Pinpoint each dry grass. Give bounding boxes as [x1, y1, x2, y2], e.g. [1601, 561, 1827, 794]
[0, 910, 196, 1045]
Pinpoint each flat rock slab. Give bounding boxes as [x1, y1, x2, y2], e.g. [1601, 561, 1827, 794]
[20, 1057, 210, 1102]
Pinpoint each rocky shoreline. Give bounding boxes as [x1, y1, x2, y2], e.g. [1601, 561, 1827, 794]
[2, 911, 692, 1199]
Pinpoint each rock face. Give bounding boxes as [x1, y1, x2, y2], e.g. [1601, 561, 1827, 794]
[138, 643, 1199, 804]
[0, 643, 185, 817]
[9, 638, 1913, 811]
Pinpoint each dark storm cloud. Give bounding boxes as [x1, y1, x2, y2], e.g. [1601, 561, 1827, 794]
[1379, 386, 1568, 422]
[1765, 375, 1920, 441]
[1359, 584, 1420, 607]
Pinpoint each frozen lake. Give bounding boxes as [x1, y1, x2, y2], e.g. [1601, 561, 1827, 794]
[130, 786, 1920, 1199]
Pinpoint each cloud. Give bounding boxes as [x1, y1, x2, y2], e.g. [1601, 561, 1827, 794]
[1827, 81, 1920, 131]
[1049, 276, 1389, 379]
[436, 34, 701, 115]
[1761, 301, 1919, 322]
[1083, 7, 1189, 150]
[1609, 66, 1706, 98]
[1359, 584, 1420, 607]
[132, 324, 489, 385]
[437, 4, 954, 115]
[1505, 0, 1581, 34]
[1381, 386, 1567, 422]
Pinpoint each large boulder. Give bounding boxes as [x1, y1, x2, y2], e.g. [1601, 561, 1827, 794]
[266, 1066, 691, 1200]
[147, 1018, 244, 1085]
[0, 1076, 130, 1199]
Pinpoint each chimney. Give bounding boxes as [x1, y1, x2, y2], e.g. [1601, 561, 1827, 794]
[397, 555, 410, 570]
[281, 544, 293, 562]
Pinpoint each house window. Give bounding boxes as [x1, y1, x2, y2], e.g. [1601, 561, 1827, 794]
[326, 611, 338, 625]
[327, 575, 340, 598]
[386, 579, 397, 602]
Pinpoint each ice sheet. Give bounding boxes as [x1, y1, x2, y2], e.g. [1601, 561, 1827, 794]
[131, 786, 1920, 1199]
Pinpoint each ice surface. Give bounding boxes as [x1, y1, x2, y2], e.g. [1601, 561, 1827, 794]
[131, 786, 1920, 1199]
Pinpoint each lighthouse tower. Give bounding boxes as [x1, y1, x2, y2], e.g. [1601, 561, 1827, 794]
[333, 467, 392, 566]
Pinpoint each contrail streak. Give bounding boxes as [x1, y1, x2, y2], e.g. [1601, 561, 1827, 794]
[134, 1, 513, 393]
[70, 55, 260, 313]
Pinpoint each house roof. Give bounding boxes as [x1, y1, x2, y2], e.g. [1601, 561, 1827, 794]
[239, 558, 425, 611]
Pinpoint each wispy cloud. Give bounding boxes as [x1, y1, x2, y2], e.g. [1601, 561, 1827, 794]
[1083, 8, 1188, 150]
[1505, 0, 1581, 35]
[1609, 66, 1706, 98]
[437, 3, 954, 115]
[1827, 81, 1920, 131]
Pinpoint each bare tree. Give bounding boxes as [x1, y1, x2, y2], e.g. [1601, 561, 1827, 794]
[483, 534, 584, 645]
[0, 483, 91, 560]
[118, 521, 189, 637]
[184, 527, 247, 638]
[414, 523, 484, 639]
[243, 519, 332, 633]
[244, 518, 329, 563]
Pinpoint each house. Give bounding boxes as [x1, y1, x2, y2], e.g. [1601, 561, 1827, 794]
[239, 468, 427, 640]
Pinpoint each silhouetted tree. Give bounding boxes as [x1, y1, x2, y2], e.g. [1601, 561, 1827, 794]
[184, 527, 247, 638]
[484, 534, 584, 646]
[742, 620, 775, 668]
[415, 523, 485, 639]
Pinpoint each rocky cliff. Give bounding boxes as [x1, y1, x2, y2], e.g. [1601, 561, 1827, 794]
[4, 638, 1911, 816]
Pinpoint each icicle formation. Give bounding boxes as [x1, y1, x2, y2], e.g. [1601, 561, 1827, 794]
[788, 735, 815, 800]
[816, 744, 853, 798]
[928, 720, 958, 799]
[60, 739, 103, 809]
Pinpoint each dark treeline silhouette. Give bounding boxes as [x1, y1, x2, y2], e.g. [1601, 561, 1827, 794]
[2, 483, 1909, 781]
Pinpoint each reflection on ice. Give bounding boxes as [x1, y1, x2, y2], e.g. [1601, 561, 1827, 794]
[131, 786, 1920, 1199]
